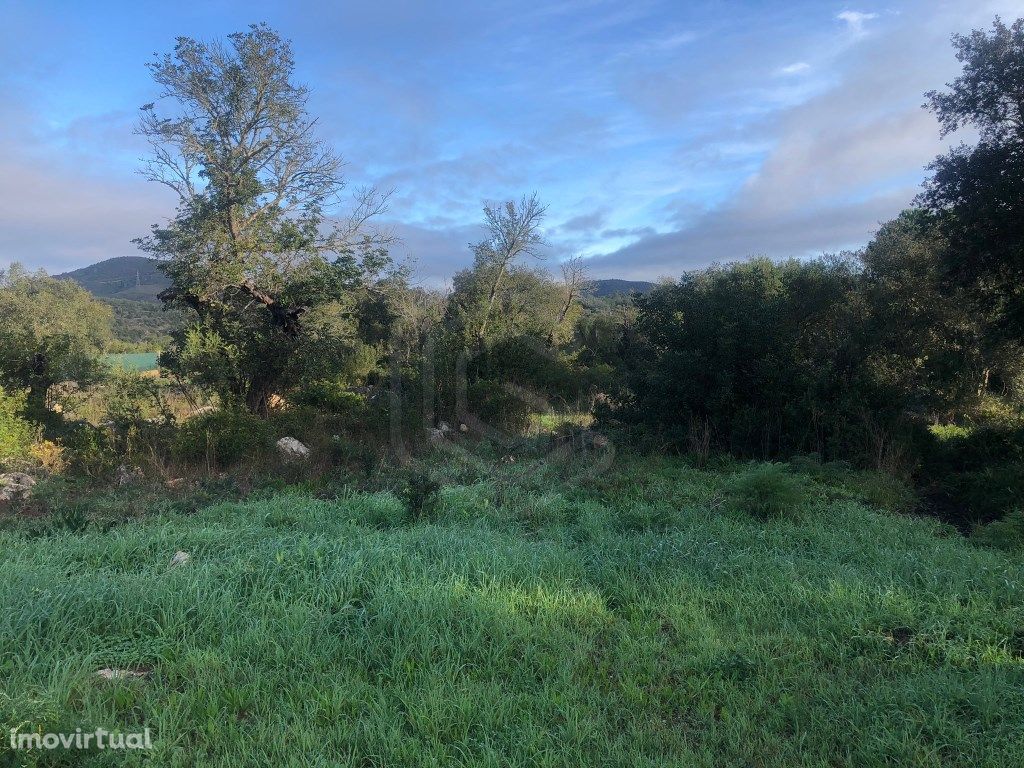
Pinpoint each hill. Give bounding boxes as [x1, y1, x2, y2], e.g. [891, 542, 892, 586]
[57, 256, 169, 302]
[589, 278, 655, 297]
[58, 258, 653, 303]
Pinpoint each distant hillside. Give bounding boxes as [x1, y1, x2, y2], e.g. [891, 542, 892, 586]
[589, 279, 656, 297]
[57, 256, 169, 302]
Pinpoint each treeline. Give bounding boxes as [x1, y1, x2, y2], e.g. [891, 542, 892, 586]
[1, 19, 1023, 530]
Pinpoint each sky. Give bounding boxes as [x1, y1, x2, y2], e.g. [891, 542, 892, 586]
[0, 0, 1019, 286]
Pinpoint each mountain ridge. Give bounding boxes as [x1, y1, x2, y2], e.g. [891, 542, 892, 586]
[57, 256, 656, 302]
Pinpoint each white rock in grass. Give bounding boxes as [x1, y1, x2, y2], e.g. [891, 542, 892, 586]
[168, 550, 191, 568]
[96, 668, 148, 681]
[429, 422, 453, 442]
[0, 472, 35, 503]
[276, 437, 310, 462]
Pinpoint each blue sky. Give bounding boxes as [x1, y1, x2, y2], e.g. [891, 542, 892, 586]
[0, 0, 1017, 285]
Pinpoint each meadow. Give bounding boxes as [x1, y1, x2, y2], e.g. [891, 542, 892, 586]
[2, 454, 1022, 767]
[101, 353, 160, 373]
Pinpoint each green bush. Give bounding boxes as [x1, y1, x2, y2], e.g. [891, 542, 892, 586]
[401, 470, 441, 520]
[57, 421, 118, 478]
[945, 463, 1024, 525]
[726, 463, 811, 520]
[291, 380, 368, 415]
[972, 509, 1024, 553]
[466, 379, 534, 435]
[173, 409, 272, 467]
[0, 386, 34, 465]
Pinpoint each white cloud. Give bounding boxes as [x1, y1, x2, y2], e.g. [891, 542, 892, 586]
[777, 62, 812, 76]
[837, 10, 879, 34]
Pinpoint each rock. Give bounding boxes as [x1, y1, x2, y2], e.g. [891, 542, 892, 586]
[168, 551, 191, 568]
[96, 668, 149, 681]
[429, 422, 453, 442]
[0, 472, 36, 503]
[276, 437, 310, 462]
[114, 465, 144, 487]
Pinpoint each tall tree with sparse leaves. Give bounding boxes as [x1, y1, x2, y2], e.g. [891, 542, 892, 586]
[136, 23, 396, 413]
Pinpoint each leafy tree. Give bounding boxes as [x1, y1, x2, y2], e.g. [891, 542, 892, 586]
[136, 24, 396, 412]
[619, 257, 870, 459]
[0, 265, 112, 418]
[859, 210, 992, 419]
[445, 195, 547, 352]
[920, 17, 1024, 336]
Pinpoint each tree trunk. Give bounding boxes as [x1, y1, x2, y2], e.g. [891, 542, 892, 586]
[245, 385, 271, 416]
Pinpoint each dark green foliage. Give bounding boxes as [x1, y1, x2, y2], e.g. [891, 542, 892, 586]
[920, 18, 1024, 337]
[617, 257, 876, 460]
[105, 298, 183, 351]
[402, 470, 440, 520]
[918, 415, 1024, 527]
[726, 463, 812, 520]
[173, 409, 273, 467]
[0, 264, 113, 420]
[291, 381, 370, 415]
[466, 379, 534, 435]
[973, 509, 1024, 552]
[0, 386, 34, 465]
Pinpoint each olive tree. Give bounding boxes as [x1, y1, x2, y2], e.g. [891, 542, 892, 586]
[0, 265, 113, 418]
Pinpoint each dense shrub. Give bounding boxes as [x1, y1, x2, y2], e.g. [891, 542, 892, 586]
[726, 463, 811, 520]
[972, 509, 1024, 552]
[401, 470, 441, 520]
[0, 387, 34, 465]
[291, 381, 369, 415]
[466, 379, 534, 435]
[918, 414, 1024, 526]
[173, 409, 273, 467]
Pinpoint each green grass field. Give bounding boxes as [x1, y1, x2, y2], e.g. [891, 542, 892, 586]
[1, 456, 1022, 766]
[102, 352, 160, 372]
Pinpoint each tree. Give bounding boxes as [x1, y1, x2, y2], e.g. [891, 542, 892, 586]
[136, 24, 396, 413]
[859, 210, 992, 419]
[619, 257, 873, 459]
[547, 256, 590, 345]
[459, 195, 547, 351]
[920, 17, 1024, 336]
[0, 265, 112, 418]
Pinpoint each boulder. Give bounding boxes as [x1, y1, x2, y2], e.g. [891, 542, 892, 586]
[429, 422, 453, 442]
[0, 472, 36, 504]
[168, 550, 191, 568]
[276, 437, 310, 462]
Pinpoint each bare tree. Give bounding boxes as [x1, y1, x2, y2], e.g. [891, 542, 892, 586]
[547, 255, 591, 344]
[471, 194, 547, 349]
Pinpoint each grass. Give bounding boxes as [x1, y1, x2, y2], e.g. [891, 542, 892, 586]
[102, 353, 160, 373]
[1, 454, 1022, 766]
